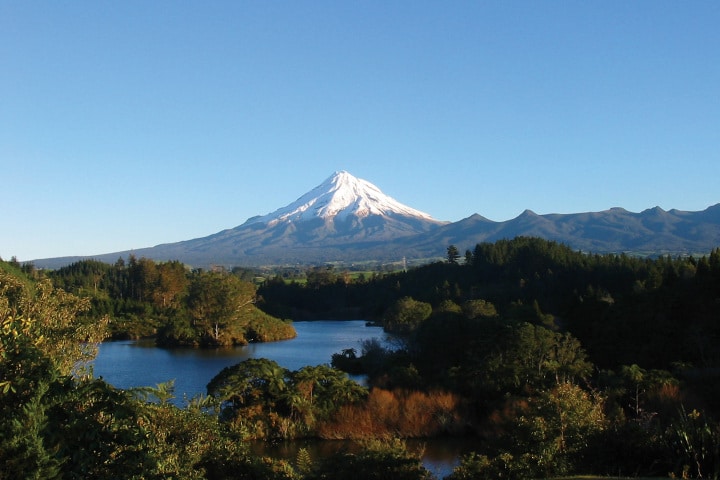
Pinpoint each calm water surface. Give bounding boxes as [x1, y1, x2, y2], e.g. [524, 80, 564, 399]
[92, 320, 475, 477]
[93, 320, 388, 403]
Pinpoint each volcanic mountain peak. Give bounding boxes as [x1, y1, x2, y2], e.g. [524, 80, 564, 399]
[244, 170, 439, 226]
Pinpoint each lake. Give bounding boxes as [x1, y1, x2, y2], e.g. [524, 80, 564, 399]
[92, 320, 477, 477]
[93, 320, 388, 403]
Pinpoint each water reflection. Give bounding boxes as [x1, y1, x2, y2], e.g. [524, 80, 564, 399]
[93, 321, 389, 405]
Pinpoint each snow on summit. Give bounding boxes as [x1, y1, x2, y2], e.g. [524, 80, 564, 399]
[246, 171, 437, 225]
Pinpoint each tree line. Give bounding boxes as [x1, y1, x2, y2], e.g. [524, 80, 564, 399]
[261, 237, 720, 372]
[44, 255, 295, 346]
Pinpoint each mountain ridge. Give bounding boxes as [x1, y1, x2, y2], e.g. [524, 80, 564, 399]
[30, 172, 720, 268]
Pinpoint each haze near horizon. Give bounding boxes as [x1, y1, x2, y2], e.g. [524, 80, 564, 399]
[1, 2, 718, 261]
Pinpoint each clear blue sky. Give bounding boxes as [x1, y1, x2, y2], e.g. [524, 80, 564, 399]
[2, 1, 719, 261]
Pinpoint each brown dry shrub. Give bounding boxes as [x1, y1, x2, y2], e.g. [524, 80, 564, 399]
[647, 383, 686, 419]
[317, 388, 464, 439]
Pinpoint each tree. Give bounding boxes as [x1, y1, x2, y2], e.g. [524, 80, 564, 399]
[461, 383, 606, 479]
[44, 378, 160, 479]
[207, 358, 289, 415]
[383, 297, 432, 334]
[462, 299, 498, 319]
[290, 365, 366, 421]
[152, 261, 188, 309]
[306, 266, 337, 289]
[610, 364, 678, 419]
[127, 256, 159, 302]
[484, 323, 593, 392]
[0, 271, 107, 386]
[516, 383, 606, 476]
[206, 358, 294, 438]
[0, 269, 162, 479]
[447, 245, 461, 264]
[187, 271, 256, 345]
[464, 249, 473, 265]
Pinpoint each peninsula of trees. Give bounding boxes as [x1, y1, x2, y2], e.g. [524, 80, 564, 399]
[46, 256, 296, 346]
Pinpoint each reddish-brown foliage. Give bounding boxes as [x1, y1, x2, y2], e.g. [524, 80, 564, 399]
[316, 388, 464, 439]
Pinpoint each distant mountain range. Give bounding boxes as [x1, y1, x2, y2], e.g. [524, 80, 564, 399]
[33, 171, 720, 269]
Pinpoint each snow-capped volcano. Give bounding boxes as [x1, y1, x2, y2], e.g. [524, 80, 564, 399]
[245, 171, 437, 226]
[117, 170, 448, 265]
[29, 168, 720, 268]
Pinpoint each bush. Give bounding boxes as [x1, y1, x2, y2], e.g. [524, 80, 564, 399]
[667, 407, 720, 479]
[307, 438, 433, 480]
[317, 388, 464, 439]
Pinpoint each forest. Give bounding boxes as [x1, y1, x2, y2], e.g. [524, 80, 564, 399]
[2, 236, 720, 479]
[44, 255, 296, 346]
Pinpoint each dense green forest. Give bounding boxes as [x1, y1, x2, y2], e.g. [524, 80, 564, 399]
[44, 255, 296, 346]
[2, 237, 720, 479]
